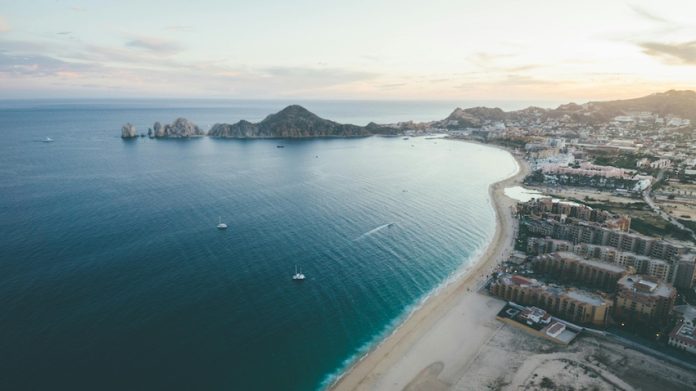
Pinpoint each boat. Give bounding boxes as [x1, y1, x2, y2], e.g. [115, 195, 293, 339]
[42, 137, 54, 143]
[216, 216, 228, 230]
[276, 145, 285, 148]
[292, 265, 306, 281]
[402, 137, 409, 140]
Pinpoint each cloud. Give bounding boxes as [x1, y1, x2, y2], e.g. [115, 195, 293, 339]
[629, 4, 670, 24]
[262, 66, 377, 84]
[125, 37, 182, 54]
[0, 52, 99, 77]
[0, 16, 10, 32]
[639, 41, 696, 65]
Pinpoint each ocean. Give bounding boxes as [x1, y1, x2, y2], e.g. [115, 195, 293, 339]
[0, 100, 517, 390]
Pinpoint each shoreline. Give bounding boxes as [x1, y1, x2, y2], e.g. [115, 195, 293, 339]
[329, 143, 529, 390]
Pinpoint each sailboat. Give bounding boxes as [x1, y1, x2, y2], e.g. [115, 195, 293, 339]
[216, 216, 228, 230]
[292, 265, 306, 281]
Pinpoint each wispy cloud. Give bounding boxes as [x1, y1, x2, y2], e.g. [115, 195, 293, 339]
[639, 41, 696, 65]
[125, 37, 182, 54]
[629, 4, 670, 24]
[0, 52, 99, 77]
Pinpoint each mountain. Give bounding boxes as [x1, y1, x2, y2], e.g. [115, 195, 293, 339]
[437, 90, 696, 128]
[208, 105, 395, 138]
[584, 90, 696, 121]
[440, 107, 507, 127]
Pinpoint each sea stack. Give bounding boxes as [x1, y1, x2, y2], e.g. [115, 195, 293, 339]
[152, 118, 204, 138]
[121, 123, 138, 138]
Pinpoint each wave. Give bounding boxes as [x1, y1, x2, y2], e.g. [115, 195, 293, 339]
[353, 223, 395, 241]
[318, 231, 494, 390]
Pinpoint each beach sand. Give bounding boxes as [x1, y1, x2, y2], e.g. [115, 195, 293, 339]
[331, 148, 529, 391]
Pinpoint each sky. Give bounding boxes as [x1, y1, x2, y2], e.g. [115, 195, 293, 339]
[1, 0, 695, 102]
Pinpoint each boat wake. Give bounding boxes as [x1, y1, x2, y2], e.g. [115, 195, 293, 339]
[354, 223, 394, 241]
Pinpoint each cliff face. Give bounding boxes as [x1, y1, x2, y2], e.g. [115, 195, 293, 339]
[153, 118, 204, 138]
[209, 105, 394, 138]
[121, 123, 137, 138]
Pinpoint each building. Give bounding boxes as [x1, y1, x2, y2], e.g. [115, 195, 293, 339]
[527, 237, 671, 283]
[522, 218, 694, 287]
[531, 252, 629, 292]
[668, 322, 696, 355]
[496, 303, 580, 345]
[673, 255, 696, 290]
[490, 274, 612, 327]
[517, 198, 631, 231]
[614, 275, 676, 327]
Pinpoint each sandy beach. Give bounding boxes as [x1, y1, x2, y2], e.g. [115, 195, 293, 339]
[331, 146, 530, 391]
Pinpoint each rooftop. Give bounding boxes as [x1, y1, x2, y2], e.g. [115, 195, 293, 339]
[618, 275, 675, 298]
[670, 322, 696, 347]
[496, 274, 610, 307]
[565, 289, 608, 307]
[553, 252, 627, 273]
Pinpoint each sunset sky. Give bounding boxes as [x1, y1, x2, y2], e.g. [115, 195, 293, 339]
[1, 0, 695, 101]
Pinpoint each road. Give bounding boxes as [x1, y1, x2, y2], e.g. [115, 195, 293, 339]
[642, 170, 696, 241]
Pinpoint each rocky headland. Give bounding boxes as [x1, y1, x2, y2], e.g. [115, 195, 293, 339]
[208, 105, 395, 138]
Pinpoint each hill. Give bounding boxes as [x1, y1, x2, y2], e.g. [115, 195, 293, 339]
[208, 105, 396, 138]
[437, 90, 696, 128]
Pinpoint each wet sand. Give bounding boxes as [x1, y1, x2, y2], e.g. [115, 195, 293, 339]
[331, 149, 529, 391]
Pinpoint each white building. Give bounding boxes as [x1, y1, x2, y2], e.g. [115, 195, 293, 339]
[668, 322, 696, 355]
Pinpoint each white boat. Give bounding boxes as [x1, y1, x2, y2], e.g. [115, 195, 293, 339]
[216, 216, 228, 230]
[292, 265, 305, 281]
[42, 137, 54, 143]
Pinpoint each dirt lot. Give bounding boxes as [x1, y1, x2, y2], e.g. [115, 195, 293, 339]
[451, 324, 696, 391]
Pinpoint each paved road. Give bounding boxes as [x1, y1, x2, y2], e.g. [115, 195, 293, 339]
[599, 330, 696, 371]
[642, 170, 696, 241]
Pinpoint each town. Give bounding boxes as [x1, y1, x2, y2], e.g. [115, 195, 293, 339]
[436, 90, 696, 388]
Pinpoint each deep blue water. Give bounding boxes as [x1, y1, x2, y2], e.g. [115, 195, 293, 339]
[0, 100, 517, 390]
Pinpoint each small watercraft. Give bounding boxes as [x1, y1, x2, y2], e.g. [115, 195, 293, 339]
[216, 216, 228, 230]
[42, 137, 54, 143]
[292, 265, 306, 281]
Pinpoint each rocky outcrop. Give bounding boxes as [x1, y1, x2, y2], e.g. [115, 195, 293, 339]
[121, 123, 137, 138]
[153, 118, 204, 138]
[208, 105, 396, 138]
[153, 121, 164, 137]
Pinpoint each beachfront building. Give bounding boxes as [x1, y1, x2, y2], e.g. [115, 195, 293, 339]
[523, 219, 696, 288]
[527, 238, 671, 283]
[668, 322, 696, 355]
[523, 219, 688, 261]
[517, 198, 631, 231]
[490, 274, 612, 327]
[496, 303, 580, 345]
[614, 275, 676, 327]
[531, 252, 629, 292]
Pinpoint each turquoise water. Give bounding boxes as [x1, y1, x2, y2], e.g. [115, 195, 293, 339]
[0, 100, 517, 390]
